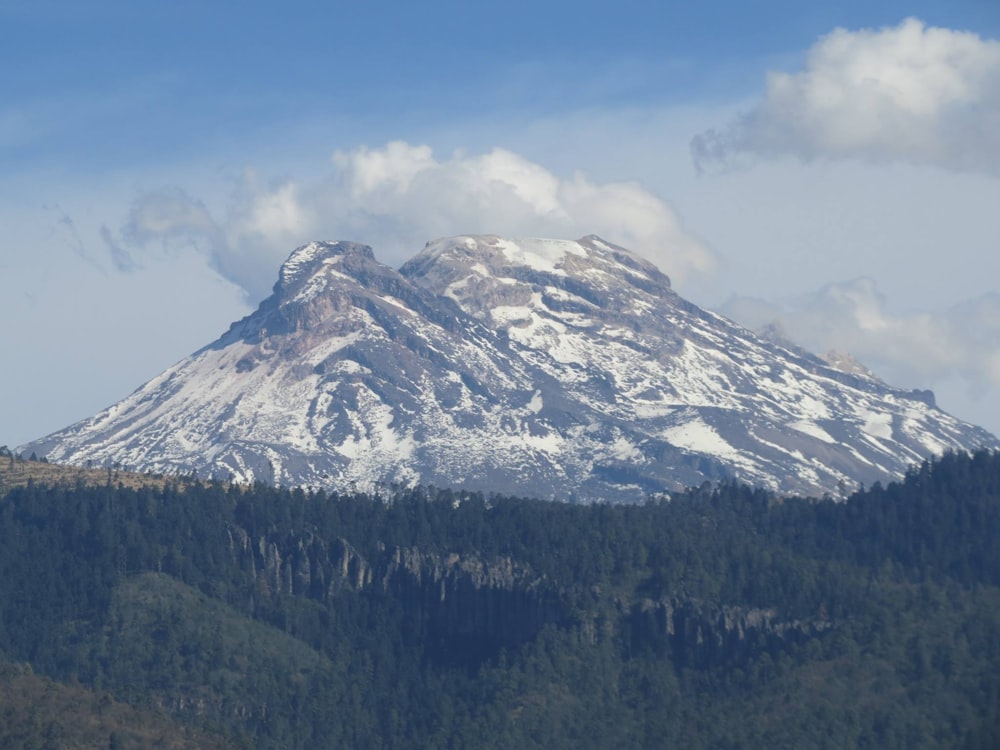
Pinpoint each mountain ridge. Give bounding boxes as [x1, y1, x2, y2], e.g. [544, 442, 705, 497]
[21, 234, 999, 500]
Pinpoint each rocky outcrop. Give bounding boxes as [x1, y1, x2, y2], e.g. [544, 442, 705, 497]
[226, 523, 563, 662]
[624, 596, 831, 669]
[225, 520, 831, 670]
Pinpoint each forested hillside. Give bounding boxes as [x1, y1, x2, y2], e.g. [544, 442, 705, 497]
[1, 451, 999, 748]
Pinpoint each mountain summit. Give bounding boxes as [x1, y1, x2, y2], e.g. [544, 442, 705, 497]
[23, 235, 999, 500]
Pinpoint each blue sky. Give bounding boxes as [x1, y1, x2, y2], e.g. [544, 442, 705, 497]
[5, 1, 995, 169]
[3, 1, 1000, 447]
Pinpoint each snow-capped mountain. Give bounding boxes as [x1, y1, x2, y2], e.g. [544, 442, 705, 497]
[22, 235, 999, 501]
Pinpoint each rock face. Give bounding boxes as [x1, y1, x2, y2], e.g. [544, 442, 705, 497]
[223, 523, 560, 662]
[226, 522, 819, 670]
[22, 235, 999, 500]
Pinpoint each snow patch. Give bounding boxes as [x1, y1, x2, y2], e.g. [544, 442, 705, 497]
[663, 418, 740, 459]
[608, 435, 642, 461]
[861, 411, 893, 440]
[280, 242, 341, 288]
[526, 391, 543, 414]
[494, 237, 586, 274]
[788, 420, 836, 444]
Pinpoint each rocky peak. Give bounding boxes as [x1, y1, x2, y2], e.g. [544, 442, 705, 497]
[275, 241, 375, 296]
[246, 240, 474, 343]
[400, 234, 676, 328]
[822, 349, 879, 380]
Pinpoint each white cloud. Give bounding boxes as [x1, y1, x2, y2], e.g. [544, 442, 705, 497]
[719, 280, 1000, 427]
[334, 141, 437, 195]
[108, 141, 715, 301]
[693, 18, 1000, 173]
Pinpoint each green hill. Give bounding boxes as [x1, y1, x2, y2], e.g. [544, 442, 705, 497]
[0, 655, 235, 749]
[0, 451, 999, 748]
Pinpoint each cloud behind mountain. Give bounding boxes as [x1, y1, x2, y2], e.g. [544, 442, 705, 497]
[108, 142, 715, 303]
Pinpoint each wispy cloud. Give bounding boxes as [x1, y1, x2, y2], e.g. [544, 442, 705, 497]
[106, 185, 230, 279]
[106, 141, 716, 302]
[99, 225, 138, 272]
[42, 203, 103, 270]
[720, 279, 1000, 402]
[693, 18, 1000, 174]
[122, 187, 221, 246]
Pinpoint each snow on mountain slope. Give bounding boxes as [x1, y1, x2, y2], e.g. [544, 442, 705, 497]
[402, 234, 999, 494]
[22, 236, 999, 501]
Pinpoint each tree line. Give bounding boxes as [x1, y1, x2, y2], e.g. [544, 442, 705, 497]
[0, 450, 998, 748]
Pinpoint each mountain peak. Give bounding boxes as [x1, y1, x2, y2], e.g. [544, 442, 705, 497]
[276, 241, 375, 294]
[404, 234, 667, 282]
[423, 235, 590, 273]
[400, 234, 674, 323]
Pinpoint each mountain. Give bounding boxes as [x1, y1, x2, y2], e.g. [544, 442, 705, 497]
[22, 235, 999, 500]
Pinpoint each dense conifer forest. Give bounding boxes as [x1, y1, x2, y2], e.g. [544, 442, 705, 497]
[1, 450, 999, 748]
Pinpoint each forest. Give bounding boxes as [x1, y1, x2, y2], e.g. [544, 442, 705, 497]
[0, 450, 999, 748]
